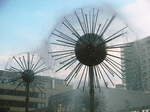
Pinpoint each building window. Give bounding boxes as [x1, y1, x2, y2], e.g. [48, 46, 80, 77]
[0, 100, 38, 108]
[0, 89, 39, 98]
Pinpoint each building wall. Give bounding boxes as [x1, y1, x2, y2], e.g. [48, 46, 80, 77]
[0, 70, 72, 112]
[37, 88, 150, 112]
[122, 36, 150, 91]
[0, 83, 45, 112]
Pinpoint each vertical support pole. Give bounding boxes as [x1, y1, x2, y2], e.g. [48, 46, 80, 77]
[89, 66, 95, 112]
[25, 83, 30, 112]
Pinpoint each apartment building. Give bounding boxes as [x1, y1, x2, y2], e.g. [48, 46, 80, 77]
[122, 36, 150, 92]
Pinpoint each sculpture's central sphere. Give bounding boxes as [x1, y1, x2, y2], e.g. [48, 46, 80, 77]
[75, 33, 107, 66]
[22, 70, 34, 83]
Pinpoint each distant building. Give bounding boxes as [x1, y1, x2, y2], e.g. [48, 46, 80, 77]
[122, 36, 150, 91]
[0, 70, 72, 112]
[31, 88, 150, 112]
[32, 89, 106, 112]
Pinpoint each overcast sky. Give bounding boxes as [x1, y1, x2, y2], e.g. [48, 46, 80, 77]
[0, 0, 150, 74]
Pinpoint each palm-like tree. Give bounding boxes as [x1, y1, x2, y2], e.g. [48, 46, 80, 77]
[5, 52, 48, 112]
[49, 8, 129, 112]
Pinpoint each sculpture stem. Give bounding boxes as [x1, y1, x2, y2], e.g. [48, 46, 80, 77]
[25, 83, 30, 112]
[89, 66, 95, 112]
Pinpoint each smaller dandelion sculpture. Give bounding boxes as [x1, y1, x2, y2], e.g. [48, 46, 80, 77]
[5, 52, 48, 112]
[49, 8, 130, 112]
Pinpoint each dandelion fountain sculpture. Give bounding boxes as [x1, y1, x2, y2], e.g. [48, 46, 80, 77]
[5, 52, 48, 112]
[49, 8, 129, 112]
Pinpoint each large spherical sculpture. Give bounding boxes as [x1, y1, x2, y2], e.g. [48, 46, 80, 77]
[49, 8, 129, 112]
[75, 33, 107, 66]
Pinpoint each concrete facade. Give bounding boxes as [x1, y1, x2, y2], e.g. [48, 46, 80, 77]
[122, 36, 150, 91]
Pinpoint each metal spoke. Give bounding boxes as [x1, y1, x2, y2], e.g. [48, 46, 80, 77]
[49, 49, 74, 54]
[101, 63, 114, 86]
[75, 11, 86, 34]
[93, 9, 99, 33]
[35, 67, 48, 74]
[97, 65, 108, 87]
[81, 9, 88, 33]
[65, 63, 80, 81]
[105, 59, 123, 75]
[65, 63, 82, 86]
[77, 65, 86, 88]
[65, 58, 77, 70]
[10, 66, 22, 72]
[52, 32, 76, 44]
[83, 66, 88, 91]
[23, 56, 28, 70]
[93, 66, 100, 88]
[60, 56, 76, 64]
[51, 42, 74, 48]
[100, 15, 116, 36]
[106, 46, 127, 49]
[105, 26, 127, 41]
[13, 56, 25, 70]
[55, 29, 77, 43]
[106, 58, 122, 71]
[31, 58, 42, 70]
[85, 14, 89, 33]
[102, 61, 115, 77]
[98, 19, 108, 36]
[106, 44, 130, 49]
[107, 43, 129, 47]
[91, 8, 95, 33]
[52, 51, 74, 57]
[107, 49, 122, 53]
[33, 62, 45, 72]
[89, 11, 92, 33]
[96, 24, 101, 35]
[95, 66, 101, 92]
[55, 54, 75, 61]
[56, 58, 78, 72]
[105, 32, 127, 43]
[104, 60, 122, 79]
[74, 63, 83, 78]
[107, 54, 125, 60]
[95, 66, 101, 79]
[63, 17, 81, 38]
[56, 39, 75, 46]
[106, 57, 123, 68]
[30, 54, 34, 69]
[6, 68, 18, 73]
[18, 57, 26, 70]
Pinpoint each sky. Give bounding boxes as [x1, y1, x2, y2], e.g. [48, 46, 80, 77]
[0, 0, 150, 85]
